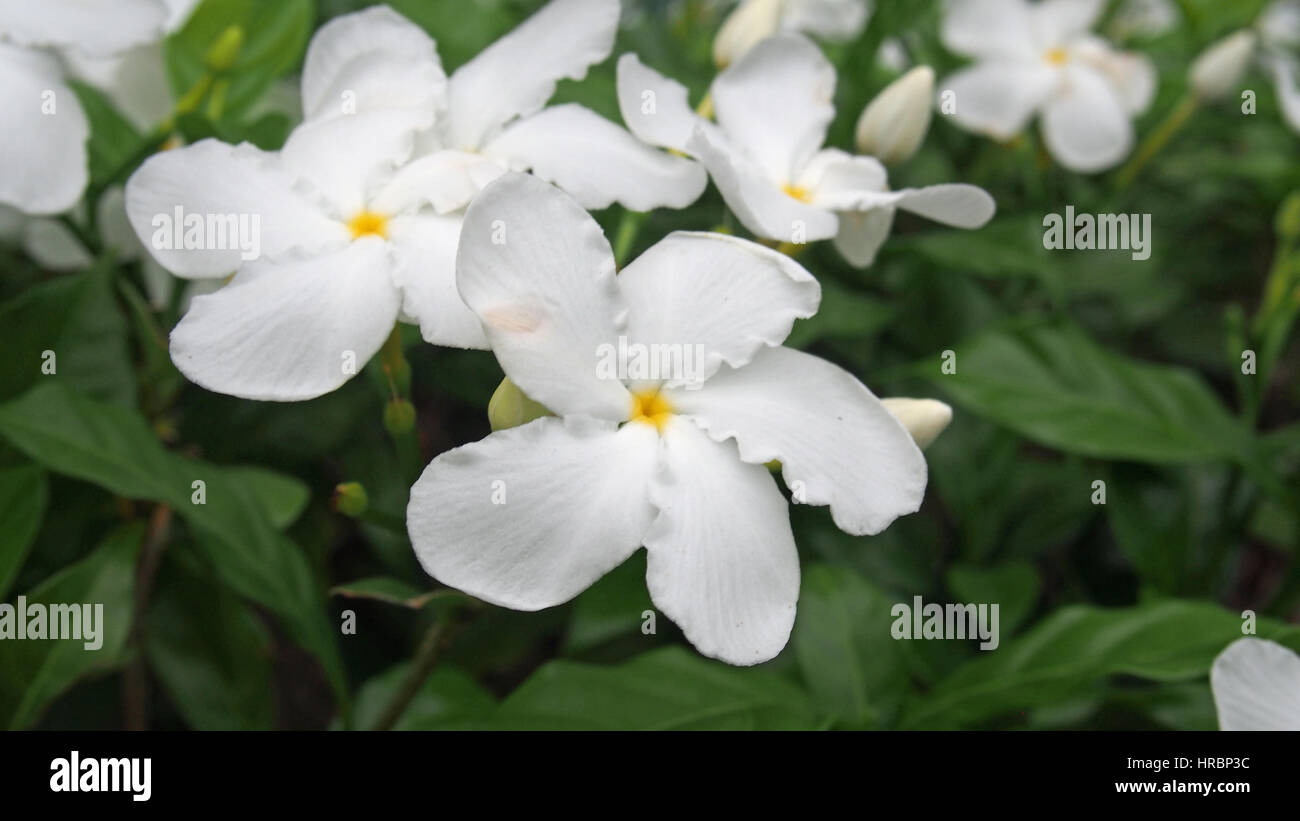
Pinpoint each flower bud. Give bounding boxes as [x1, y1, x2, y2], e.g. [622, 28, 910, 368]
[713, 0, 782, 69]
[487, 377, 552, 431]
[1189, 30, 1257, 101]
[332, 482, 369, 518]
[1275, 190, 1300, 240]
[855, 66, 935, 165]
[881, 397, 952, 450]
[205, 25, 245, 74]
[383, 398, 416, 436]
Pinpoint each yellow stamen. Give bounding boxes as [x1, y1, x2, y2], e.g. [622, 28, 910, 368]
[1043, 47, 1069, 66]
[782, 183, 812, 203]
[629, 388, 674, 433]
[347, 210, 389, 240]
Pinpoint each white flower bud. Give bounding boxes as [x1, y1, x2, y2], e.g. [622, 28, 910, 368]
[881, 397, 952, 450]
[713, 0, 783, 69]
[1189, 30, 1257, 101]
[855, 66, 935, 165]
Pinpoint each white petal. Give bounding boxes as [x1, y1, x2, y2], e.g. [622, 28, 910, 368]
[941, 0, 1037, 60]
[125, 138, 346, 278]
[1041, 64, 1133, 172]
[445, 0, 619, 150]
[483, 104, 706, 211]
[797, 148, 888, 209]
[1212, 638, 1300, 730]
[780, 0, 871, 42]
[64, 44, 172, 131]
[0, 0, 166, 58]
[387, 213, 488, 350]
[455, 172, 632, 420]
[892, 184, 997, 228]
[673, 345, 928, 535]
[169, 238, 400, 401]
[711, 33, 835, 184]
[0, 45, 88, 215]
[881, 397, 953, 449]
[617, 53, 712, 153]
[833, 206, 895, 267]
[713, 0, 782, 68]
[278, 109, 427, 217]
[1030, 0, 1105, 47]
[1075, 36, 1157, 114]
[370, 150, 506, 216]
[408, 416, 659, 610]
[300, 6, 445, 122]
[939, 61, 1057, 141]
[22, 218, 93, 270]
[619, 232, 820, 387]
[1268, 54, 1300, 133]
[645, 417, 800, 666]
[688, 126, 839, 242]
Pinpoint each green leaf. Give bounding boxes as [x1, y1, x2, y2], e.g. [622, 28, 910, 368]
[922, 323, 1258, 466]
[68, 81, 143, 186]
[147, 552, 273, 730]
[487, 646, 824, 730]
[225, 465, 309, 529]
[0, 465, 48, 599]
[946, 560, 1040, 635]
[0, 524, 142, 729]
[0, 384, 343, 696]
[792, 565, 906, 729]
[901, 600, 1300, 729]
[0, 266, 134, 407]
[349, 664, 495, 731]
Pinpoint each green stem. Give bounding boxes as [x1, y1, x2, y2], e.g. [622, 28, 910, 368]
[370, 614, 453, 731]
[1114, 94, 1198, 190]
[360, 507, 407, 536]
[613, 209, 647, 268]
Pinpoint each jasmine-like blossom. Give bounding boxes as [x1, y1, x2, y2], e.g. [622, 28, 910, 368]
[1211, 638, 1300, 730]
[0, 0, 168, 214]
[124, 1, 704, 402]
[618, 34, 995, 267]
[938, 0, 1157, 173]
[713, 0, 871, 68]
[407, 173, 929, 665]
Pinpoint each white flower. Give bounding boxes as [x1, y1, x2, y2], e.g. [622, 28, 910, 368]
[938, 0, 1157, 173]
[1108, 0, 1178, 40]
[855, 65, 935, 165]
[713, 0, 871, 68]
[1211, 638, 1300, 730]
[1189, 30, 1258, 101]
[0, 0, 169, 214]
[1259, 0, 1300, 133]
[618, 34, 995, 267]
[407, 173, 928, 666]
[125, 2, 704, 402]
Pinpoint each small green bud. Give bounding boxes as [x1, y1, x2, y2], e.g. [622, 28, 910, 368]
[487, 377, 552, 431]
[332, 482, 369, 517]
[1275, 191, 1300, 241]
[205, 25, 245, 73]
[384, 398, 417, 436]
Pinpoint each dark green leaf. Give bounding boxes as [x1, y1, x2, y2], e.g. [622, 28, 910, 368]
[0, 464, 48, 599]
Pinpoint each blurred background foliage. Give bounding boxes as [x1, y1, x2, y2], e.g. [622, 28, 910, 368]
[1, 0, 1298, 730]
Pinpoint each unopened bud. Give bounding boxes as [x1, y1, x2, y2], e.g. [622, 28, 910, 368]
[713, 0, 782, 69]
[1189, 30, 1256, 101]
[855, 66, 935, 165]
[332, 482, 369, 517]
[1275, 190, 1300, 240]
[383, 398, 416, 436]
[487, 377, 552, 431]
[205, 26, 245, 73]
[881, 398, 952, 450]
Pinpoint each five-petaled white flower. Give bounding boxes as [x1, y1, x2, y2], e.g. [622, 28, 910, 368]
[407, 173, 929, 666]
[125, 1, 704, 402]
[713, 0, 871, 68]
[0, 0, 169, 214]
[619, 34, 995, 267]
[1211, 638, 1300, 730]
[938, 0, 1157, 173]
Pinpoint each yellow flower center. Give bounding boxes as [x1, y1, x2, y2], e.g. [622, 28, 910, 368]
[1043, 47, 1069, 66]
[782, 183, 812, 203]
[347, 210, 389, 240]
[629, 388, 674, 433]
